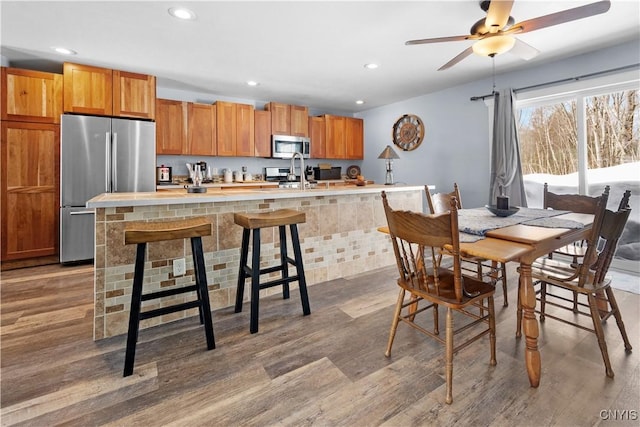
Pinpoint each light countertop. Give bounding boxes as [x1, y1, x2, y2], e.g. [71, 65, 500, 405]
[155, 179, 355, 190]
[87, 184, 424, 208]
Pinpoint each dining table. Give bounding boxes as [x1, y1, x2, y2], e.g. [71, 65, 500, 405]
[379, 206, 595, 388]
[451, 208, 595, 388]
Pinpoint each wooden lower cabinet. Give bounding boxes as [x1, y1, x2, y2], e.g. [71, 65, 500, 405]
[1, 121, 60, 261]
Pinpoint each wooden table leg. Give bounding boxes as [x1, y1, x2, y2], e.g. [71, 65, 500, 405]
[519, 262, 541, 387]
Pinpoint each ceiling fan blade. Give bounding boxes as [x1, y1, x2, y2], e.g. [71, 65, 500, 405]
[406, 35, 476, 45]
[514, 0, 611, 34]
[510, 38, 540, 60]
[438, 47, 474, 71]
[486, 0, 514, 32]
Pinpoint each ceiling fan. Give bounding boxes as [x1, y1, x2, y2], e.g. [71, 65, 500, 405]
[406, 0, 611, 71]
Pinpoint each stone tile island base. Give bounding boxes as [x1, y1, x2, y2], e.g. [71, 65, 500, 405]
[92, 187, 422, 339]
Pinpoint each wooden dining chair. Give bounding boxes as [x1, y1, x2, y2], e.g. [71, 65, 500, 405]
[426, 184, 509, 307]
[543, 183, 611, 311]
[528, 189, 633, 378]
[382, 191, 496, 404]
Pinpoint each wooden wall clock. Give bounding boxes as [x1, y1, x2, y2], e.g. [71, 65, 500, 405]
[392, 114, 425, 151]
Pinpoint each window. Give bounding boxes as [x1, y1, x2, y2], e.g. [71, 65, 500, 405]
[516, 72, 639, 272]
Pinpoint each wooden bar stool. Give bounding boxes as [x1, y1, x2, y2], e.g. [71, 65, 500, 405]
[123, 217, 215, 377]
[234, 209, 311, 333]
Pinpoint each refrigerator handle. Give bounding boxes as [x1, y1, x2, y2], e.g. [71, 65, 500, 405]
[105, 132, 111, 192]
[112, 132, 118, 192]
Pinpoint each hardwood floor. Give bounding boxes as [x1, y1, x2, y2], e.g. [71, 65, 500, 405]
[1, 263, 639, 426]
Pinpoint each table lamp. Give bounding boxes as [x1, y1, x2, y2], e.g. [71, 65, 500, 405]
[378, 145, 400, 185]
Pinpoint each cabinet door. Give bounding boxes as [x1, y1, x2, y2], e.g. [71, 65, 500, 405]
[113, 70, 156, 120]
[1, 121, 60, 260]
[1, 67, 63, 124]
[156, 99, 187, 155]
[266, 102, 290, 135]
[216, 101, 236, 156]
[290, 105, 309, 137]
[236, 103, 255, 157]
[345, 117, 364, 159]
[325, 115, 345, 159]
[188, 103, 216, 156]
[309, 116, 326, 159]
[254, 109, 271, 157]
[63, 62, 113, 116]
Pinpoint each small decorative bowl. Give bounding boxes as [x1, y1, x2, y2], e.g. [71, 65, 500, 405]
[485, 205, 519, 217]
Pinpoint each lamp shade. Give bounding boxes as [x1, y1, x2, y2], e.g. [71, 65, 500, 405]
[378, 145, 400, 159]
[472, 35, 515, 57]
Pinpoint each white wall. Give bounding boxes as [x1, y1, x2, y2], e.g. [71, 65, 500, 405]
[357, 39, 640, 208]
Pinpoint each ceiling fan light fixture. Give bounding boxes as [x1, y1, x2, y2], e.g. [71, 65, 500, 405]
[472, 35, 515, 57]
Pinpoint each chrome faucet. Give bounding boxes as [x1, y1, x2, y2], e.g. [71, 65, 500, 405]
[289, 152, 306, 190]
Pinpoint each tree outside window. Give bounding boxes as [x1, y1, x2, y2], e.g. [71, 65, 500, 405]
[517, 89, 639, 265]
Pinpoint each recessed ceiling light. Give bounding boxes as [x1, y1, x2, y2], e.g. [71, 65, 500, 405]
[168, 7, 196, 20]
[364, 63, 379, 70]
[356, 100, 365, 105]
[246, 80, 259, 87]
[52, 47, 76, 55]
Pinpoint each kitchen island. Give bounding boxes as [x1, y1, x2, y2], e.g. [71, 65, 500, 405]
[87, 184, 423, 339]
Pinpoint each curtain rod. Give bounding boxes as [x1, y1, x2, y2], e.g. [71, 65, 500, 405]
[469, 63, 640, 102]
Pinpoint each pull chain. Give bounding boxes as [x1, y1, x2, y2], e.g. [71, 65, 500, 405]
[492, 55, 496, 94]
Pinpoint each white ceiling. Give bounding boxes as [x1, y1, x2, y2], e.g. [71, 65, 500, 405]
[1, 1, 638, 113]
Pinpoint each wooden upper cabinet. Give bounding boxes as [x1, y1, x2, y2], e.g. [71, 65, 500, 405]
[265, 102, 290, 135]
[290, 105, 309, 137]
[309, 116, 326, 159]
[187, 103, 216, 156]
[215, 101, 236, 156]
[236, 103, 255, 157]
[156, 99, 187, 155]
[1, 67, 63, 124]
[265, 102, 309, 137]
[1, 121, 60, 260]
[63, 62, 113, 116]
[254, 109, 271, 158]
[345, 117, 364, 159]
[324, 115, 346, 159]
[113, 70, 156, 120]
[215, 101, 254, 157]
[63, 62, 156, 119]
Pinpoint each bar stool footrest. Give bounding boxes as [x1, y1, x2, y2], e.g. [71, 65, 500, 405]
[256, 275, 301, 290]
[140, 300, 202, 320]
[141, 284, 199, 301]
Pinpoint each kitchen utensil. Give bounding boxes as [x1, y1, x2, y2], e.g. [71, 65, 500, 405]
[234, 170, 243, 182]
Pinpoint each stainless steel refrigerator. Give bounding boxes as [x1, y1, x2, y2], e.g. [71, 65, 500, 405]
[60, 114, 156, 263]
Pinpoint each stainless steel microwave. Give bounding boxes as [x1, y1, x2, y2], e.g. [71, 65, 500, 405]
[271, 135, 310, 159]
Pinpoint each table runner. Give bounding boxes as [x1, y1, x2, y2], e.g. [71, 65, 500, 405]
[458, 207, 586, 243]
